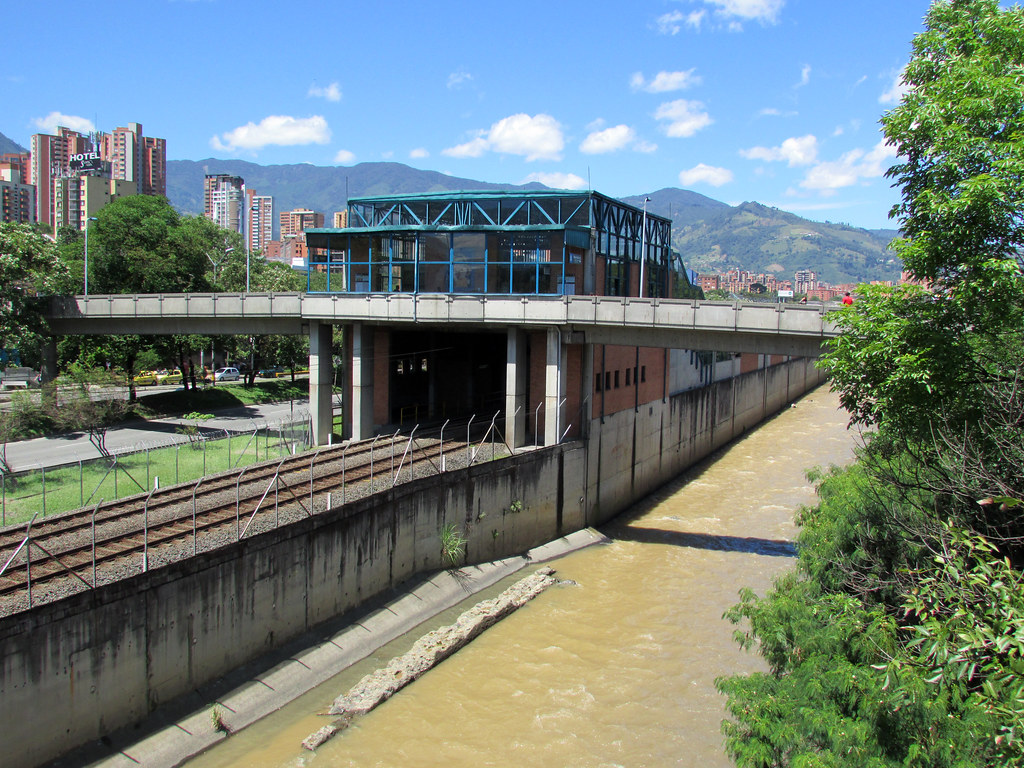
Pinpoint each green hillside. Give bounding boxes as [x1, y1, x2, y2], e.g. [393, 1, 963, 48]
[166, 159, 543, 231]
[672, 202, 900, 284]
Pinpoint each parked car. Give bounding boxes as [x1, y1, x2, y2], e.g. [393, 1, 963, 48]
[257, 366, 285, 378]
[156, 369, 183, 385]
[214, 366, 240, 382]
[133, 370, 157, 386]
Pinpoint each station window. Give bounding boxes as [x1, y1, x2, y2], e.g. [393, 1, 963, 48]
[614, 370, 620, 389]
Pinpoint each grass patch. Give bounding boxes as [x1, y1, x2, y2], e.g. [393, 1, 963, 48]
[0, 425, 307, 528]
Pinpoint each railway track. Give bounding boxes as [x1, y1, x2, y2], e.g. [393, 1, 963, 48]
[0, 418, 505, 614]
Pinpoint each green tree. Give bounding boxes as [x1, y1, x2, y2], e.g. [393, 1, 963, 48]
[718, 2, 1024, 764]
[89, 195, 238, 294]
[0, 222, 70, 355]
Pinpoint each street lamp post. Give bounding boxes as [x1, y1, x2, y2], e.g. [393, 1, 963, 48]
[83, 216, 98, 296]
[638, 197, 650, 298]
[224, 246, 234, 290]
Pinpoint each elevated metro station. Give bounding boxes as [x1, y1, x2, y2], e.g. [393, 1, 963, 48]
[304, 189, 771, 447]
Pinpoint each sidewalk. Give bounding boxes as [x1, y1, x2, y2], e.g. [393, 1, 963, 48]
[2, 399, 311, 472]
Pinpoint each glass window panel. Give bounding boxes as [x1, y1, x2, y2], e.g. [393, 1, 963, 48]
[512, 264, 536, 293]
[327, 263, 346, 292]
[393, 235, 416, 262]
[485, 233, 506, 265]
[350, 236, 369, 263]
[418, 262, 449, 292]
[487, 263, 510, 293]
[351, 263, 370, 292]
[453, 264, 485, 292]
[452, 232, 485, 262]
[475, 199, 499, 224]
[390, 263, 415, 292]
[421, 232, 449, 262]
[505, 202, 529, 225]
[511, 233, 536, 263]
[371, 236, 388, 265]
[538, 264, 563, 294]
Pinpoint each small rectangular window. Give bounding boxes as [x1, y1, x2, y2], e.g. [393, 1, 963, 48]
[614, 370, 620, 388]
[605, 372, 611, 390]
[641, 365, 647, 383]
[625, 368, 631, 386]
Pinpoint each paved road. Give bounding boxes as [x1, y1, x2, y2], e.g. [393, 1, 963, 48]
[2, 399, 317, 472]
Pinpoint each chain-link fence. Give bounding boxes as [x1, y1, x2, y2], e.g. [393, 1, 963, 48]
[0, 414, 311, 528]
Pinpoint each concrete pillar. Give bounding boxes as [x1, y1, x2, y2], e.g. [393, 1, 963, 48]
[351, 322, 375, 440]
[544, 328, 562, 446]
[308, 321, 333, 446]
[505, 328, 528, 449]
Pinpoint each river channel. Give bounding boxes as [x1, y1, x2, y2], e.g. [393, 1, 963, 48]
[188, 386, 858, 768]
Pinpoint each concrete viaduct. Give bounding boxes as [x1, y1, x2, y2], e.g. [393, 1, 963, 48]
[44, 292, 840, 447]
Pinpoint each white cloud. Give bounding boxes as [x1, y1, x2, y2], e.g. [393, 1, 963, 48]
[705, 0, 784, 24]
[442, 113, 564, 161]
[656, 10, 685, 35]
[447, 70, 473, 89]
[799, 140, 897, 193]
[679, 163, 734, 187]
[409, 147, 429, 159]
[443, 135, 489, 158]
[654, 99, 713, 138]
[31, 112, 94, 135]
[879, 66, 909, 105]
[580, 124, 636, 154]
[334, 149, 356, 163]
[522, 172, 587, 189]
[796, 64, 811, 88]
[211, 115, 331, 152]
[631, 69, 701, 93]
[634, 139, 658, 153]
[308, 82, 341, 102]
[657, 7, 709, 33]
[740, 134, 818, 166]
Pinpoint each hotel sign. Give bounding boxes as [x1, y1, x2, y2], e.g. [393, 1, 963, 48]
[69, 151, 103, 172]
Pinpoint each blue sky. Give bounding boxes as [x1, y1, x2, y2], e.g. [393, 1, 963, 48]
[3, 0, 934, 230]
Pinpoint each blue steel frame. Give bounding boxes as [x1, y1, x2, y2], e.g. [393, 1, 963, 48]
[304, 190, 673, 297]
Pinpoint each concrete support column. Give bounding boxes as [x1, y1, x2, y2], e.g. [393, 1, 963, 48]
[40, 336, 57, 384]
[544, 328, 563, 446]
[505, 328, 528, 449]
[350, 322, 375, 440]
[308, 321, 333, 446]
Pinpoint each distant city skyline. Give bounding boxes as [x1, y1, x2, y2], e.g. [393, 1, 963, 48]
[3, 1, 936, 230]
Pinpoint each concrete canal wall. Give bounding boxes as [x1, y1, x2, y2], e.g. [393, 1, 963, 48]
[0, 358, 825, 768]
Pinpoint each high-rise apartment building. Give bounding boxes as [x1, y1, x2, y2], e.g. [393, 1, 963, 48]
[0, 165, 35, 224]
[794, 269, 817, 294]
[53, 176, 136, 232]
[332, 210, 348, 228]
[280, 208, 324, 237]
[31, 127, 92, 230]
[246, 189, 273, 254]
[0, 153, 30, 185]
[204, 174, 245, 232]
[97, 123, 166, 196]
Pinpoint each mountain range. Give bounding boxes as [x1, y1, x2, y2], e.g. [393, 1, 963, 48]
[168, 158, 900, 284]
[0, 129, 900, 284]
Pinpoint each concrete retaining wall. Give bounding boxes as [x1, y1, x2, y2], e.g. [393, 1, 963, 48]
[0, 359, 824, 767]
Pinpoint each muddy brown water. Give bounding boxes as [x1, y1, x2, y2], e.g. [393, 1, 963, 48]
[188, 386, 858, 768]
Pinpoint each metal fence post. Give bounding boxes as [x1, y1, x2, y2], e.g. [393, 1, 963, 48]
[41, 464, 46, 517]
[191, 479, 203, 557]
[79, 459, 84, 508]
